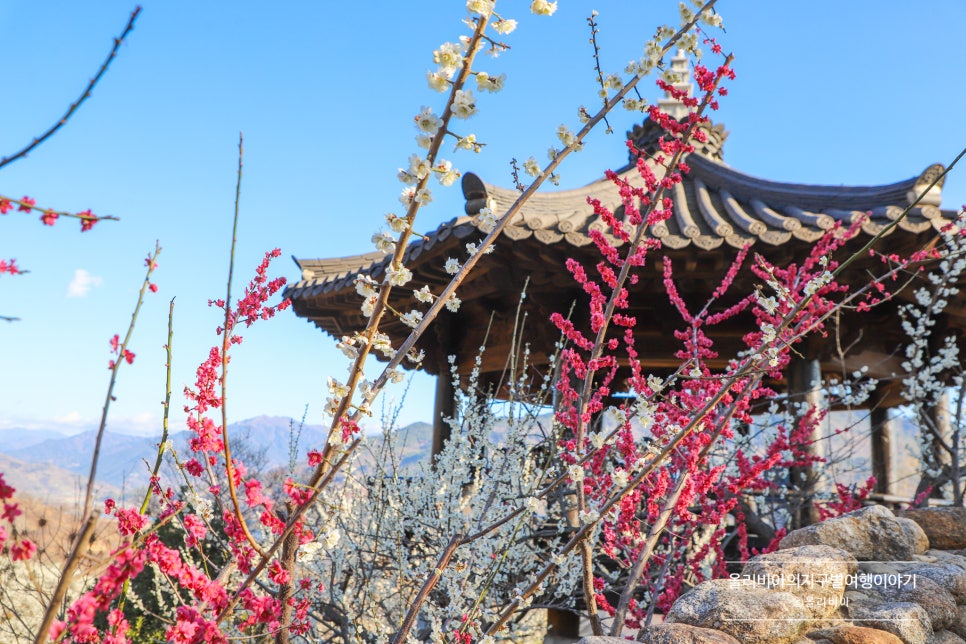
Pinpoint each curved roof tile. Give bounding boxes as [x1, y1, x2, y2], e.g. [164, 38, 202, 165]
[286, 128, 956, 303]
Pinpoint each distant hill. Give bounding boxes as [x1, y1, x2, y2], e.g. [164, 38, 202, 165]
[0, 452, 121, 507]
[8, 430, 159, 493]
[0, 416, 437, 494]
[0, 427, 71, 451]
[0, 410, 934, 505]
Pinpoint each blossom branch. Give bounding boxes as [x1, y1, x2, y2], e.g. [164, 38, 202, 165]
[216, 133, 267, 557]
[32, 513, 98, 644]
[82, 241, 160, 521]
[390, 533, 462, 644]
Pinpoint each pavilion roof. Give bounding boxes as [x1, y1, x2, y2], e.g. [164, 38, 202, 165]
[287, 139, 953, 303]
[285, 116, 959, 399]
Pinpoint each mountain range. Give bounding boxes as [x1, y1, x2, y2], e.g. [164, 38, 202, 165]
[0, 410, 929, 507]
[0, 416, 433, 506]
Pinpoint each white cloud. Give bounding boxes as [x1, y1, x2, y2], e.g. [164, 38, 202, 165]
[53, 411, 85, 425]
[67, 269, 103, 298]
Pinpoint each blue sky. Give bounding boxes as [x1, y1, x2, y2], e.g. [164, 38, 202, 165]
[1, 2, 964, 436]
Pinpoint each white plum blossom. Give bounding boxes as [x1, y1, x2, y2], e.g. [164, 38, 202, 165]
[336, 335, 358, 359]
[408, 153, 432, 180]
[396, 169, 416, 185]
[414, 106, 442, 134]
[755, 291, 779, 315]
[444, 258, 461, 274]
[567, 463, 584, 481]
[386, 265, 412, 287]
[361, 294, 377, 318]
[385, 212, 408, 233]
[427, 71, 450, 92]
[399, 186, 432, 206]
[354, 274, 378, 298]
[590, 432, 606, 449]
[492, 18, 517, 34]
[523, 157, 540, 177]
[475, 71, 505, 93]
[327, 376, 349, 400]
[477, 206, 498, 233]
[556, 124, 582, 151]
[679, 1, 695, 25]
[435, 159, 461, 186]
[452, 89, 477, 119]
[466, 0, 494, 16]
[802, 271, 833, 296]
[701, 10, 723, 27]
[372, 232, 395, 253]
[530, 0, 557, 16]
[433, 42, 464, 77]
[455, 133, 481, 152]
[644, 39, 663, 67]
[612, 468, 629, 489]
[400, 309, 423, 328]
[445, 295, 462, 312]
[371, 332, 395, 358]
[414, 188, 432, 204]
[414, 285, 435, 303]
[322, 528, 341, 549]
[623, 97, 646, 111]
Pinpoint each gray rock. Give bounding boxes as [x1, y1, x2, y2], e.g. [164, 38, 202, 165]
[805, 624, 904, 643]
[895, 551, 966, 604]
[952, 605, 966, 641]
[780, 505, 929, 561]
[743, 545, 857, 619]
[900, 508, 966, 550]
[665, 578, 810, 644]
[635, 622, 740, 643]
[845, 594, 933, 644]
[853, 562, 956, 630]
[935, 631, 966, 644]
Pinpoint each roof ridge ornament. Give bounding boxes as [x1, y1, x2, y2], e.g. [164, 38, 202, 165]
[624, 50, 728, 166]
[625, 118, 728, 166]
[906, 163, 946, 207]
[657, 49, 693, 121]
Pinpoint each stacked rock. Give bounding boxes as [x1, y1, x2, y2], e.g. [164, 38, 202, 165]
[577, 506, 966, 644]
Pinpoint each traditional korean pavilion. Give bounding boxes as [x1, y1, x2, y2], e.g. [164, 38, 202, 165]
[285, 58, 961, 504]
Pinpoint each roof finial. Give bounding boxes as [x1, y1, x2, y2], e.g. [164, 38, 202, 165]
[657, 49, 693, 121]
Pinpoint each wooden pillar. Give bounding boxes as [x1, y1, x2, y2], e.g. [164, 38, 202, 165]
[869, 405, 894, 496]
[915, 390, 953, 501]
[786, 357, 823, 527]
[431, 317, 456, 462]
[545, 345, 582, 640]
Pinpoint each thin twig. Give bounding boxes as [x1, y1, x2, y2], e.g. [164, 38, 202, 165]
[219, 133, 266, 556]
[0, 6, 142, 170]
[81, 241, 160, 521]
